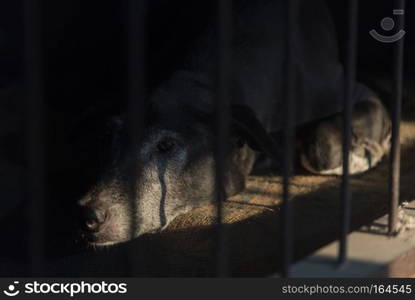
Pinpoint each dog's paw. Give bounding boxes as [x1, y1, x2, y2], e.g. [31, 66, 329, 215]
[300, 135, 390, 176]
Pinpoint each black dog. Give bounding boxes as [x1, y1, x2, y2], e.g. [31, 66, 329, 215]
[78, 0, 391, 246]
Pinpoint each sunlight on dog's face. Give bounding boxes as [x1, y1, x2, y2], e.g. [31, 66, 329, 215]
[77, 111, 256, 246]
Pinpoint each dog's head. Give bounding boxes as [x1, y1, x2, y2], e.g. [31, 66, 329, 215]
[76, 74, 276, 246]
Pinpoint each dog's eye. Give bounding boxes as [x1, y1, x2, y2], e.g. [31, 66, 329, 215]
[156, 139, 176, 153]
[236, 137, 245, 148]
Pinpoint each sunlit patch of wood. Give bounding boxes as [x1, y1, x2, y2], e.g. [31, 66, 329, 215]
[153, 120, 415, 276]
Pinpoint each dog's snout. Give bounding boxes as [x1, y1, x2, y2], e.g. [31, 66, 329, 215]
[81, 206, 107, 232]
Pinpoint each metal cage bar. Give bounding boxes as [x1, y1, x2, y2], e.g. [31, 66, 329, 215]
[24, 0, 45, 276]
[127, 0, 147, 276]
[338, 0, 359, 265]
[215, 0, 232, 277]
[388, 0, 406, 235]
[281, 0, 297, 278]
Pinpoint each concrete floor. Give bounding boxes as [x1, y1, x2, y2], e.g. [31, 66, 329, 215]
[290, 201, 415, 277]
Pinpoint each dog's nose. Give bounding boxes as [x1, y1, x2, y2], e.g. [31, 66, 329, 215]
[81, 206, 107, 232]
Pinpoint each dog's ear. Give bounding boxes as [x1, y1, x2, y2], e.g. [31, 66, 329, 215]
[230, 105, 281, 164]
[223, 105, 283, 197]
[224, 140, 256, 197]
